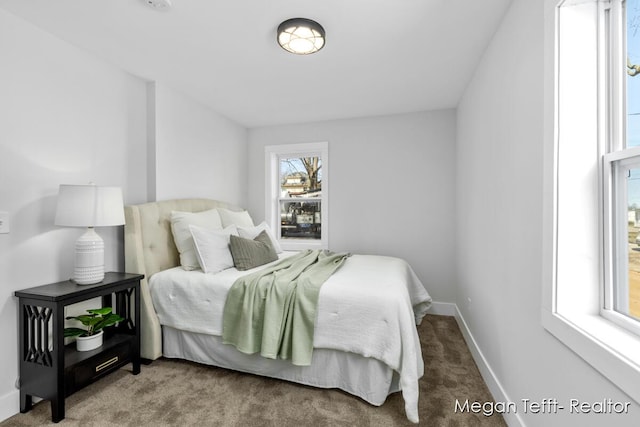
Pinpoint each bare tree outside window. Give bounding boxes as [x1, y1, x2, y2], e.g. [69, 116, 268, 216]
[279, 156, 322, 240]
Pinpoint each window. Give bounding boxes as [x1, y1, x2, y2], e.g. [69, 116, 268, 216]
[603, 0, 640, 335]
[543, 0, 640, 405]
[265, 142, 328, 250]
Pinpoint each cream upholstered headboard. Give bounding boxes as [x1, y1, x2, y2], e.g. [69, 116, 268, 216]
[124, 198, 242, 360]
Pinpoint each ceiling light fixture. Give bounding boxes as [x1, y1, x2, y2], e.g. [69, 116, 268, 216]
[277, 18, 325, 55]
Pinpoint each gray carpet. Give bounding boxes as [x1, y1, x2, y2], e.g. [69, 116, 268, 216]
[1, 315, 506, 426]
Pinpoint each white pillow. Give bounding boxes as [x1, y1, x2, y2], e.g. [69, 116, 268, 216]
[190, 224, 238, 273]
[218, 208, 255, 229]
[238, 221, 283, 254]
[170, 209, 223, 270]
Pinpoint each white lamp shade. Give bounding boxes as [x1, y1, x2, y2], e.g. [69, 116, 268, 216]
[55, 184, 125, 227]
[55, 184, 125, 284]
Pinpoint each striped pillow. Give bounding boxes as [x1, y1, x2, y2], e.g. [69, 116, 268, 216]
[229, 230, 278, 271]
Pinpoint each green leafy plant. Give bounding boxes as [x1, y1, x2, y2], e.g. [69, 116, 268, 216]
[63, 307, 124, 337]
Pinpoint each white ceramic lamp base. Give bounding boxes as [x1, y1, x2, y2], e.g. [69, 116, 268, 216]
[74, 228, 105, 285]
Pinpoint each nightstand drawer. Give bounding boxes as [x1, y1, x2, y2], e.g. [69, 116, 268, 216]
[65, 338, 132, 396]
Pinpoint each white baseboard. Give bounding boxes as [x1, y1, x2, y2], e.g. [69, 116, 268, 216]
[453, 305, 525, 427]
[0, 389, 19, 423]
[426, 301, 457, 316]
[427, 301, 522, 425]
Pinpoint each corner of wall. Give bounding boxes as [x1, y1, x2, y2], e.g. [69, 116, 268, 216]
[146, 81, 157, 202]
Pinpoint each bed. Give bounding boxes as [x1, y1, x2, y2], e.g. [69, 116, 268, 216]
[124, 198, 432, 423]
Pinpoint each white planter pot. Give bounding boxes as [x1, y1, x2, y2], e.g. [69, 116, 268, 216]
[76, 330, 104, 352]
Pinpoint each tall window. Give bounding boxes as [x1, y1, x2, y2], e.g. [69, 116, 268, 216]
[265, 142, 328, 250]
[544, 0, 640, 405]
[603, 0, 640, 334]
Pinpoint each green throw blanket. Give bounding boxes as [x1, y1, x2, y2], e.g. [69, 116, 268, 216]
[222, 249, 349, 366]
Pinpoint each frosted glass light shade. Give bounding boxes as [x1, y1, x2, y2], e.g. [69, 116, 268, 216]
[277, 18, 325, 55]
[55, 184, 125, 285]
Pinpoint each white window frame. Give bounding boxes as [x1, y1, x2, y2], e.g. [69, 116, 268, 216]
[265, 142, 328, 251]
[543, 0, 640, 404]
[601, 0, 640, 336]
[603, 150, 640, 335]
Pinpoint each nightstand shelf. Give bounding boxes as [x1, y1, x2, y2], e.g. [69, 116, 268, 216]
[15, 272, 143, 423]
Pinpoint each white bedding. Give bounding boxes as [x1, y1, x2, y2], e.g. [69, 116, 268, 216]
[149, 251, 432, 422]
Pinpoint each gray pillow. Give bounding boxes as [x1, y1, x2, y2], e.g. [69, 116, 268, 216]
[229, 230, 278, 271]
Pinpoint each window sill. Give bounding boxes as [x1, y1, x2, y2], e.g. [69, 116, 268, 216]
[278, 240, 326, 252]
[542, 309, 640, 403]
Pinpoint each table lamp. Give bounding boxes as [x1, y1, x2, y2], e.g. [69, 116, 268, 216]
[54, 184, 125, 285]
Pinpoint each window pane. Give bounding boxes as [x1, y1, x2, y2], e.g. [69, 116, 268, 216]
[627, 0, 640, 147]
[280, 200, 321, 240]
[618, 166, 640, 320]
[279, 157, 322, 197]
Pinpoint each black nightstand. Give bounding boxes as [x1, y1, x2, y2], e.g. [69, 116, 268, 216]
[14, 272, 143, 423]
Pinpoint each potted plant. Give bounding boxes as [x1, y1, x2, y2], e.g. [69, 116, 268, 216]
[64, 307, 124, 352]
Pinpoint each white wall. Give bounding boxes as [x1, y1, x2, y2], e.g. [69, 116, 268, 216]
[0, 9, 249, 422]
[247, 110, 457, 303]
[153, 83, 248, 207]
[0, 8, 148, 419]
[456, 0, 638, 426]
